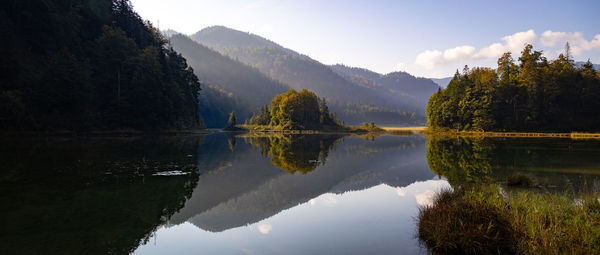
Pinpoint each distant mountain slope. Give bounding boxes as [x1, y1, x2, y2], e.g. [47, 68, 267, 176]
[192, 26, 280, 50]
[190, 26, 424, 125]
[330, 64, 440, 113]
[168, 34, 289, 127]
[429, 77, 453, 88]
[575, 61, 600, 71]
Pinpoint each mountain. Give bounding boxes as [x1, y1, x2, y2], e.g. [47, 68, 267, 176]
[169, 134, 434, 232]
[429, 77, 453, 88]
[575, 61, 600, 71]
[168, 34, 289, 127]
[330, 64, 440, 113]
[190, 26, 426, 125]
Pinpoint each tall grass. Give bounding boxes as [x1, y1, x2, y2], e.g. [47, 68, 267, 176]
[418, 185, 600, 254]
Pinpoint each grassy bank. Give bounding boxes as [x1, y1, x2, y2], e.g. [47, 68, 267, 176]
[428, 129, 600, 139]
[236, 124, 385, 133]
[418, 185, 600, 254]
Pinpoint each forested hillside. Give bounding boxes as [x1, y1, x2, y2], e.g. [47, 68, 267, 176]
[0, 0, 201, 131]
[168, 34, 288, 127]
[190, 26, 423, 125]
[330, 65, 439, 113]
[427, 44, 600, 132]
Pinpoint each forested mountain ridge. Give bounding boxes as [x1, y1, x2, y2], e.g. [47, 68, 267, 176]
[429, 77, 453, 88]
[427, 44, 600, 132]
[330, 64, 440, 113]
[190, 26, 424, 125]
[168, 34, 289, 127]
[0, 0, 201, 131]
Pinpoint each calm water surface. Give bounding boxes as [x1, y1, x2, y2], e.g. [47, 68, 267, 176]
[1, 133, 599, 254]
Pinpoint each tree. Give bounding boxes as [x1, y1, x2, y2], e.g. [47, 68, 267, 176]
[426, 44, 600, 132]
[227, 111, 237, 128]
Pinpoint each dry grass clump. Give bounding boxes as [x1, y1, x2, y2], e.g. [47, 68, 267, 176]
[506, 173, 533, 187]
[418, 185, 600, 254]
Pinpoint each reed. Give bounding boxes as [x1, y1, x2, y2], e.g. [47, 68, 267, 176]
[418, 185, 600, 254]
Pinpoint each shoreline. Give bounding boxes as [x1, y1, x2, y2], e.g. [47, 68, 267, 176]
[0, 129, 213, 137]
[427, 130, 600, 139]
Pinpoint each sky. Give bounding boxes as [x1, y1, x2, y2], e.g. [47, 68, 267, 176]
[130, 0, 600, 78]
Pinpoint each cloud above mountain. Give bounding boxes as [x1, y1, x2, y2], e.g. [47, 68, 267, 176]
[415, 30, 600, 70]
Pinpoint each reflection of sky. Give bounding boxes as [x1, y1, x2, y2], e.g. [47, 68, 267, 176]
[133, 179, 449, 255]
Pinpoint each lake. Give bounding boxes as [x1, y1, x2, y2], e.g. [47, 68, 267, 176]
[1, 133, 599, 254]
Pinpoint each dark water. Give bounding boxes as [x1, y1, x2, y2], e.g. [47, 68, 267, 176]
[0, 134, 599, 254]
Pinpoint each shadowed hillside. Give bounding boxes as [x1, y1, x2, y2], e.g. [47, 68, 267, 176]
[168, 34, 289, 127]
[190, 26, 425, 125]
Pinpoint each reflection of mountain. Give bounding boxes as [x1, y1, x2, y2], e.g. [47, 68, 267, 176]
[169, 134, 435, 232]
[426, 136, 600, 191]
[0, 137, 200, 254]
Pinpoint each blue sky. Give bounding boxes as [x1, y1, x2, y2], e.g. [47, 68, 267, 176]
[130, 0, 600, 78]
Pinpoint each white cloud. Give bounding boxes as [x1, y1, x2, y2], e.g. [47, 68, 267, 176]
[502, 29, 537, 53]
[415, 50, 443, 69]
[540, 30, 600, 56]
[415, 29, 600, 70]
[443, 45, 477, 62]
[475, 42, 505, 59]
[258, 223, 272, 234]
[415, 190, 436, 207]
[395, 187, 406, 197]
[415, 30, 537, 69]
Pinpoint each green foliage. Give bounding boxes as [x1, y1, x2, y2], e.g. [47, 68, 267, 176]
[427, 45, 600, 132]
[249, 89, 342, 130]
[0, 0, 202, 131]
[223, 111, 241, 131]
[246, 133, 343, 174]
[418, 185, 600, 254]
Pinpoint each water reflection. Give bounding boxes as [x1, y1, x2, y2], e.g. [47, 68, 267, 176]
[169, 133, 433, 233]
[135, 181, 448, 255]
[426, 136, 600, 193]
[0, 137, 201, 254]
[243, 133, 344, 174]
[3, 133, 599, 254]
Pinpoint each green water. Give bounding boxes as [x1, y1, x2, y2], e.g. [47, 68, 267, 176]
[0, 134, 598, 254]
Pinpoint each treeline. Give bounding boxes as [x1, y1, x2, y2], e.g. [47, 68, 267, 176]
[0, 0, 201, 131]
[248, 89, 342, 130]
[427, 44, 600, 132]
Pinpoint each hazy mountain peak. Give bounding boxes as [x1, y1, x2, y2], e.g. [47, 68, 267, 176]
[161, 29, 181, 38]
[191, 25, 283, 50]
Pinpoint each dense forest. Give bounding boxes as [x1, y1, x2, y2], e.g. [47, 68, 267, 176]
[0, 0, 201, 131]
[191, 26, 425, 125]
[427, 44, 600, 132]
[248, 89, 343, 130]
[167, 34, 288, 128]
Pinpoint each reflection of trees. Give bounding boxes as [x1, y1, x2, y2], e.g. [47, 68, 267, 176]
[245, 134, 344, 174]
[426, 136, 600, 193]
[0, 137, 200, 254]
[426, 136, 494, 186]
